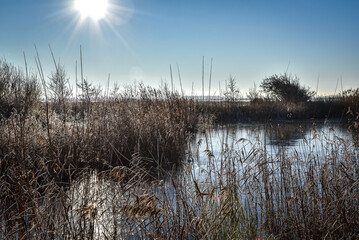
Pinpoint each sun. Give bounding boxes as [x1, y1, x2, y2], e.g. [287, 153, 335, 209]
[69, 0, 135, 50]
[74, 0, 109, 21]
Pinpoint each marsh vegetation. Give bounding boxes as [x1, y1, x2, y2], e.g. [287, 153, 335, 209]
[1, 59, 359, 239]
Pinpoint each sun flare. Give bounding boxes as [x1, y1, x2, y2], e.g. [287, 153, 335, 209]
[74, 0, 109, 21]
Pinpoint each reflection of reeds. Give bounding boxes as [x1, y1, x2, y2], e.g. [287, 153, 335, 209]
[191, 125, 359, 239]
[0, 82, 198, 239]
[1, 59, 359, 239]
[1, 103, 358, 240]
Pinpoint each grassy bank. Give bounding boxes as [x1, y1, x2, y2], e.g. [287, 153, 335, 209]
[1, 59, 359, 239]
[2, 111, 358, 239]
[190, 124, 359, 239]
[199, 96, 359, 124]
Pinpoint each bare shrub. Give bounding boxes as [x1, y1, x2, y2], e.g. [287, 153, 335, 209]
[0, 59, 40, 118]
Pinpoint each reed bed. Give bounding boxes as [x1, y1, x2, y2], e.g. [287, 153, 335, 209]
[190, 123, 359, 239]
[1, 59, 359, 239]
[0, 77, 199, 238]
[198, 98, 359, 124]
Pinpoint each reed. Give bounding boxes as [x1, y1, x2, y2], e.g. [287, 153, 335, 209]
[185, 122, 359, 239]
[0, 59, 358, 239]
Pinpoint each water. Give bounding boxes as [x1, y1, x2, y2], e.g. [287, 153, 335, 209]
[67, 120, 357, 239]
[189, 120, 355, 180]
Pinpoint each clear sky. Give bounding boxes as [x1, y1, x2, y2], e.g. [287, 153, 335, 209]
[1, 0, 359, 96]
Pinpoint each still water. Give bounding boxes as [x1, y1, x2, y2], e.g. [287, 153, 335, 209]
[67, 120, 357, 238]
[189, 120, 356, 180]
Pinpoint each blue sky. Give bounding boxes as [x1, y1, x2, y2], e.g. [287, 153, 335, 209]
[1, 0, 359, 95]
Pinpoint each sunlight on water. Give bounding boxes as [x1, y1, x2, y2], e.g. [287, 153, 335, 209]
[67, 173, 129, 238]
[67, 121, 357, 239]
[189, 121, 355, 181]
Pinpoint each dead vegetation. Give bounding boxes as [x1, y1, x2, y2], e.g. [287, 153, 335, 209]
[0, 58, 358, 239]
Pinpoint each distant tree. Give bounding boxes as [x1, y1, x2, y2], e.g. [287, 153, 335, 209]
[48, 64, 72, 114]
[224, 75, 240, 101]
[0, 59, 40, 118]
[247, 83, 262, 102]
[77, 78, 102, 115]
[260, 74, 315, 102]
[77, 79, 102, 102]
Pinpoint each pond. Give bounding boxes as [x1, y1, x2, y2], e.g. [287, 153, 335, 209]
[188, 120, 356, 181]
[64, 120, 358, 239]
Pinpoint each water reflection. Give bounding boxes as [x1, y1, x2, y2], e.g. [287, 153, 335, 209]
[190, 121, 353, 175]
[66, 121, 356, 239]
[265, 122, 307, 147]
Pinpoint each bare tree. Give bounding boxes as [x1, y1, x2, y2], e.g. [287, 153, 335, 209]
[0, 59, 40, 118]
[224, 75, 240, 102]
[247, 83, 262, 102]
[48, 64, 72, 114]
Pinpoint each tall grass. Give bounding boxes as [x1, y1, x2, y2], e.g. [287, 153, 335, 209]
[191, 123, 359, 239]
[0, 59, 358, 239]
[197, 96, 359, 124]
[0, 67, 199, 238]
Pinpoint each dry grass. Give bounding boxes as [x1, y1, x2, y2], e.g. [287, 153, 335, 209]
[0, 81, 198, 238]
[1, 59, 359, 239]
[190, 123, 359, 239]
